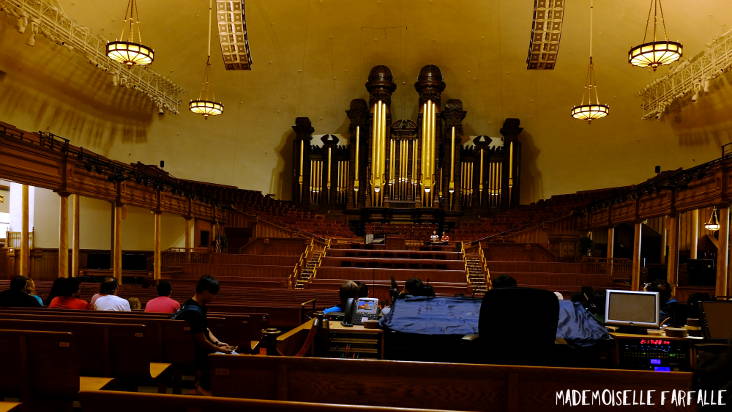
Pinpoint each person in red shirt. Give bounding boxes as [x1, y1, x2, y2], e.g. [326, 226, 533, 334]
[145, 280, 181, 314]
[49, 278, 89, 310]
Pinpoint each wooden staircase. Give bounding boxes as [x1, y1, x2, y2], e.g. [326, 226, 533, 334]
[293, 239, 330, 290]
[462, 243, 490, 297]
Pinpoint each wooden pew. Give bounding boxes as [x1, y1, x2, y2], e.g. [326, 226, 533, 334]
[0, 318, 151, 381]
[0, 329, 112, 410]
[78, 390, 462, 411]
[209, 355, 694, 411]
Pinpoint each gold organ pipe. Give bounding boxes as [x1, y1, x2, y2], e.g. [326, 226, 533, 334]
[371, 102, 379, 192]
[449, 126, 455, 193]
[327, 147, 332, 191]
[420, 102, 426, 192]
[389, 138, 395, 185]
[354, 126, 360, 191]
[299, 140, 304, 201]
[479, 149, 484, 205]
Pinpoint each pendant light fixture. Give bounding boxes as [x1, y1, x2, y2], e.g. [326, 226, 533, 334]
[106, 0, 154, 67]
[190, 0, 224, 118]
[571, 0, 609, 122]
[704, 207, 720, 232]
[628, 0, 682, 70]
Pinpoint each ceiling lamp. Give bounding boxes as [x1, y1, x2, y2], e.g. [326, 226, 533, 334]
[571, 0, 609, 123]
[190, 0, 224, 118]
[106, 0, 154, 67]
[705, 207, 720, 232]
[628, 0, 682, 70]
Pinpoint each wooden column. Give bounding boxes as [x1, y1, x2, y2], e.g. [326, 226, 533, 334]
[58, 193, 69, 278]
[660, 216, 668, 263]
[185, 217, 194, 262]
[666, 214, 679, 296]
[153, 211, 162, 281]
[71, 194, 80, 277]
[716, 207, 730, 298]
[690, 209, 699, 259]
[607, 226, 615, 275]
[19, 184, 30, 277]
[185, 217, 194, 250]
[112, 202, 123, 284]
[631, 221, 643, 291]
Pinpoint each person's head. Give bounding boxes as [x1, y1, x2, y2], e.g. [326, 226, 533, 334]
[59, 278, 81, 298]
[9, 276, 28, 292]
[156, 280, 173, 297]
[355, 281, 369, 298]
[100, 278, 118, 295]
[195, 275, 220, 305]
[492, 275, 517, 289]
[405, 278, 424, 296]
[128, 297, 142, 310]
[24, 278, 36, 295]
[338, 280, 360, 307]
[644, 280, 672, 303]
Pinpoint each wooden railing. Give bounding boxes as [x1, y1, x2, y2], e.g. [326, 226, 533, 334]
[5, 231, 34, 249]
[161, 248, 211, 269]
[311, 238, 331, 281]
[478, 243, 492, 288]
[289, 239, 314, 288]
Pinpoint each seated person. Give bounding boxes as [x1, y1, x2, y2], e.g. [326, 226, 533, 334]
[173, 275, 236, 395]
[492, 274, 517, 289]
[402, 277, 435, 297]
[89, 277, 114, 307]
[356, 281, 369, 298]
[145, 280, 181, 313]
[0, 276, 42, 307]
[44, 277, 66, 306]
[25, 278, 43, 306]
[49, 278, 89, 310]
[92, 278, 131, 311]
[127, 297, 142, 311]
[644, 280, 678, 322]
[441, 232, 450, 242]
[323, 280, 360, 314]
[429, 230, 440, 242]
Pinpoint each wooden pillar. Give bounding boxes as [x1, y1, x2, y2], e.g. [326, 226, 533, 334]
[607, 226, 615, 275]
[71, 194, 80, 277]
[112, 202, 123, 285]
[666, 214, 679, 296]
[185, 217, 194, 262]
[660, 216, 668, 263]
[185, 217, 194, 250]
[19, 184, 30, 277]
[631, 221, 643, 291]
[690, 209, 699, 259]
[153, 211, 162, 281]
[58, 193, 69, 278]
[716, 207, 730, 298]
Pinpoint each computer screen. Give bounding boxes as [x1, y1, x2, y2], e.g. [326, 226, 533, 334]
[356, 298, 378, 315]
[604, 290, 659, 328]
[701, 301, 732, 341]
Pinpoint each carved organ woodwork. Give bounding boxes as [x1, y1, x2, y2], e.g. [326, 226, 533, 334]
[291, 65, 522, 214]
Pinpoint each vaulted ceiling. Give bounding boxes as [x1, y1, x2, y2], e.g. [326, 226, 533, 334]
[1, 0, 732, 203]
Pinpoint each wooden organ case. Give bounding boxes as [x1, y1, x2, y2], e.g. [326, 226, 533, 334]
[291, 65, 522, 217]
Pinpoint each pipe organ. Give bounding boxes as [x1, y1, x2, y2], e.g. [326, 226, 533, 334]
[291, 65, 522, 215]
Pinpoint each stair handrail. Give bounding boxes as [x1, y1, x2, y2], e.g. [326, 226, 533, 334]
[478, 243, 492, 289]
[311, 238, 331, 281]
[290, 238, 314, 289]
[460, 242, 471, 285]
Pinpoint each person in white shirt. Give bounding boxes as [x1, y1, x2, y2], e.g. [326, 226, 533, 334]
[92, 278, 131, 311]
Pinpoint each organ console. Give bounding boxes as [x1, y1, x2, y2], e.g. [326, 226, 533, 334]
[291, 64, 522, 219]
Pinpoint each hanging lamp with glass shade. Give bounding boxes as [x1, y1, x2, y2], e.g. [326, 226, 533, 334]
[628, 0, 682, 70]
[705, 207, 720, 231]
[190, 0, 223, 118]
[106, 0, 154, 66]
[571, 0, 609, 122]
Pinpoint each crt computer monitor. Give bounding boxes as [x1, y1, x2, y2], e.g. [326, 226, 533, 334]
[604, 289, 660, 329]
[700, 301, 732, 341]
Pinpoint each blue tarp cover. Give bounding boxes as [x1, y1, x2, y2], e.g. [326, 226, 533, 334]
[381, 297, 609, 346]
